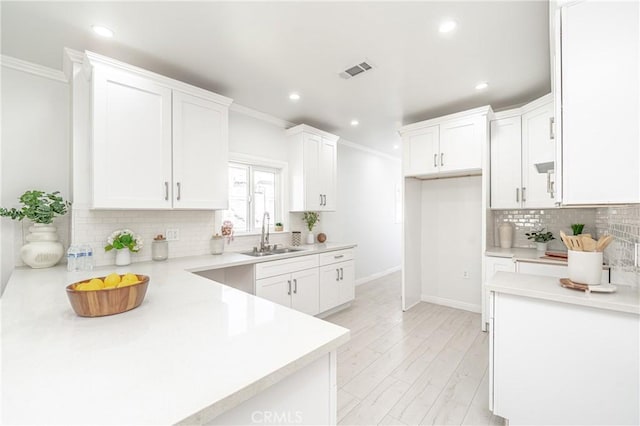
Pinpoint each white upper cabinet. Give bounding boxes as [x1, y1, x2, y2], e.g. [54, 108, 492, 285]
[91, 65, 173, 209]
[556, 0, 640, 204]
[490, 115, 522, 209]
[172, 91, 228, 209]
[86, 52, 232, 210]
[287, 125, 339, 212]
[400, 106, 491, 179]
[490, 95, 556, 209]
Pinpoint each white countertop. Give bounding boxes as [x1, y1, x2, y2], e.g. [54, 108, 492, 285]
[487, 271, 639, 315]
[485, 246, 610, 269]
[1, 244, 353, 425]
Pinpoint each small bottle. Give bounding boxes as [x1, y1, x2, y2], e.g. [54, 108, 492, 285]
[152, 234, 168, 261]
[81, 244, 94, 271]
[66, 245, 79, 272]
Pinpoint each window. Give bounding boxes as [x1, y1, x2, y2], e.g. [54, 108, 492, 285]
[222, 161, 282, 233]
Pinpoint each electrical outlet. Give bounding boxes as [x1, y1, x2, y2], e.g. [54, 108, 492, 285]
[463, 271, 470, 279]
[166, 229, 179, 241]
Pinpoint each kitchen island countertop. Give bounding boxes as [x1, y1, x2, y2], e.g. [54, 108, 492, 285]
[1, 246, 352, 424]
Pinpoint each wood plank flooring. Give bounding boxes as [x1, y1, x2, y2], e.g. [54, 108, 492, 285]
[324, 272, 504, 426]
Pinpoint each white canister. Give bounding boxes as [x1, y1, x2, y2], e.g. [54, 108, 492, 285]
[498, 223, 514, 249]
[568, 250, 603, 285]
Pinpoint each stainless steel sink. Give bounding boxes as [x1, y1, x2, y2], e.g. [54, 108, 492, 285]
[240, 247, 305, 257]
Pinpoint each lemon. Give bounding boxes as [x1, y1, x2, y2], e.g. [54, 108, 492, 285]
[88, 278, 104, 289]
[118, 279, 140, 288]
[122, 273, 138, 283]
[104, 273, 121, 288]
[75, 282, 89, 291]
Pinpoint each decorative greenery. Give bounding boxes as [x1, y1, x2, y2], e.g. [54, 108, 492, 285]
[275, 222, 283, 227]
[302, 212, 320, 232]
[105, 229, 143, 253]
[570, 224, 585, 236]
[525, 228, 555, 243]
[0, 190, 70, 224]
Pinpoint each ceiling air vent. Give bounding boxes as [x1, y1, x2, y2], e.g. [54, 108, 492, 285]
[339, 61, 374, 79]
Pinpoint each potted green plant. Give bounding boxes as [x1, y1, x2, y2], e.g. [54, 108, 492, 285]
[105, 229, 143, 266]
[525, 228, 555, 252]
[570, 224, 585, 236]
[0, 190, 70, 268]
[302, 212, 319, 244]
[274, 222, 284, 232]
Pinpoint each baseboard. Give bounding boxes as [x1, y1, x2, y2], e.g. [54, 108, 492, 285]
[420, 294, 482, 313]
[355, 265, 401, 286]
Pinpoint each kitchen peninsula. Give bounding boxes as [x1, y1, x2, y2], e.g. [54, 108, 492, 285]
[1, 248, 351, 425]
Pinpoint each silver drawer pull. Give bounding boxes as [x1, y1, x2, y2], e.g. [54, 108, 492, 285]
[287, 280, 291, 295]
[334, 254, 344, 259]
[336, 269, 340, 282]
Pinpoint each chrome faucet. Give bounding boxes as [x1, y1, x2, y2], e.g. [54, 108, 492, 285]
[260, 212, 270, 252]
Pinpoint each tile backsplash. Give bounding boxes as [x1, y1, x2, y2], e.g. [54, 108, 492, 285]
[596, 205, 640, 285]
[491, 208, 597, 251]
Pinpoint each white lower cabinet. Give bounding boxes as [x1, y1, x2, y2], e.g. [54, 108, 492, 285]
[491, 291, 639, 425]
[482, 256, 516, 330]
[319, 249, 355, 313]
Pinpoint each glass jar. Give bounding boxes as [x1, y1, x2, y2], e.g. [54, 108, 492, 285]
[152, 240, 168, 261]
[210, 236, 224, 255]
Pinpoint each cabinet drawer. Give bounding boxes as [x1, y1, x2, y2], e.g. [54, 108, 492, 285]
[255, 255, 319, 280]
[319, 249, 354, 266]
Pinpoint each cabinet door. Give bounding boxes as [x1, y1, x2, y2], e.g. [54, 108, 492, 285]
[172, 91, 228, 209]
[337, 260, 355, 306]
[291, 268, 319, 315]
[483, 256, 516, 330]
[522, 102, 555, 208]
[255, 274, 292, 308]
[319, 137, 337, 211]
[319, 264, 341, 313]
[92, 66, 172, 209]
[490, 117, 522, 209]
[439, 117, 483, 174]
[402, 126, 439, 177]
[561, 0, 640, 204]
[303, 133, 322, 211]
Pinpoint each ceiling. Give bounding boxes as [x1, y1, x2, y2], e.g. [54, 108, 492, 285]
[1, 1, 551, 156]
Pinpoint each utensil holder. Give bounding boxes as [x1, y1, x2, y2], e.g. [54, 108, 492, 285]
[568, 250, 603, 285]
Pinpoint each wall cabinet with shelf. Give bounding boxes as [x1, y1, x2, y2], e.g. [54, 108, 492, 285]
[490, 94, 555, 209]
[286, 125, 338, 212]
[86, 51, 232, 210]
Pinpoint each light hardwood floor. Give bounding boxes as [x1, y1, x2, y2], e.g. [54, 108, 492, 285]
[324, 272, 504, 426]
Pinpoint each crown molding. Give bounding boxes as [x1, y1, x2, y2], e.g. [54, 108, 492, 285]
[284, 124, 340, 142]
[399, 105, 493, 135]
[230, 103, 294, 129]
[0, 55, 67, 83]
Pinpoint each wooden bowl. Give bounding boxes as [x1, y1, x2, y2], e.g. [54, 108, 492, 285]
[66, 274, 149, 317]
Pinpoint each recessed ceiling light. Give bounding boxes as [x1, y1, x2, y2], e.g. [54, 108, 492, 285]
[91, 25, 114, 38]
[439, 20, 457, 34]
[393, 144, 399, 150]
[475, 82, 489, 90]
[350, 119, 359, 126]
[289, 92, 300, 101]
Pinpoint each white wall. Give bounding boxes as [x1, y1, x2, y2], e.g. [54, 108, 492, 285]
[420, 176, 482, 312]
[1, 66, 70, 294]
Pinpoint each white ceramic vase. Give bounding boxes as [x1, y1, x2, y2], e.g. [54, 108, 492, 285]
[306, 232, 315, 244]
[536, 242, 548, 252]
[20, 223, 65, 268]
[115, 249, 131, 266]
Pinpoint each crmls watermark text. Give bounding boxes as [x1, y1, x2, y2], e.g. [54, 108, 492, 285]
[251, 410, 303, 424]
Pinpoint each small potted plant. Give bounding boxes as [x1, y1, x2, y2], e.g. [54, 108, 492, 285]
[525, 228, 555, 252]
[105, 229, 143, 266]
[0, 190, 70, 268]
[570, 224, 585, 236]
[302, 212, 320, 244]
[274, 222, 284, 232]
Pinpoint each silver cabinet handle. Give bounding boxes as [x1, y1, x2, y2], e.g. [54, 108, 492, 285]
[516, 188, 520, 203]
[320, 194, 323, 206]
[433, 153, 438, 168]
[340, 267, 344, 280]
[322, 194, 327, 206]
[334, 254, 344, 259]
[293, 279, 298, 294]
[164, 182, 169, 201]
[550, 117, 555, 140]
[550, 181, 555, 199]
[336, 269, 340, 282]
[287, 280, 291, 295]
[522, 187, 527, 203]
[440, 153, 444, 167]
[176, 182, 181, 201]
